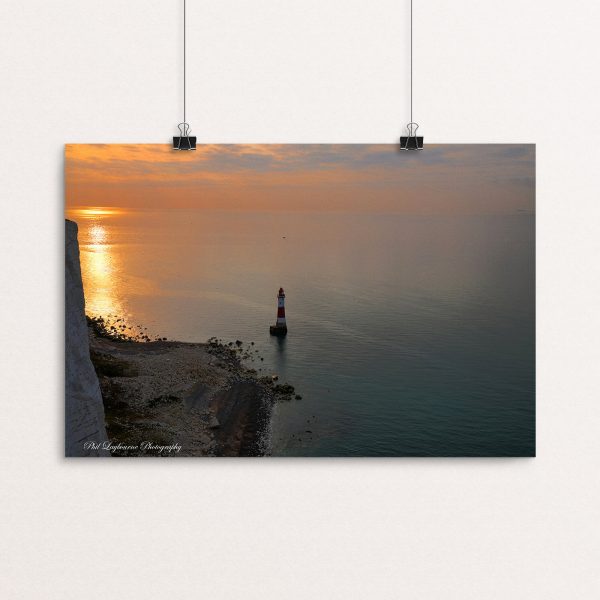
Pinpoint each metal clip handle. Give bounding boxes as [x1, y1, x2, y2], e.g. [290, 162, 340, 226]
[177, 122, 192, 138]
[406, 122, 419, 136]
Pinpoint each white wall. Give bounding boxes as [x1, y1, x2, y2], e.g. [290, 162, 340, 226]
[1, 1, 599, 598]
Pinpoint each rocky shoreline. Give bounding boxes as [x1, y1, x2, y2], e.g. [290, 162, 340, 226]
[66, 218, 298, 457]
[88, 326, 298, 457]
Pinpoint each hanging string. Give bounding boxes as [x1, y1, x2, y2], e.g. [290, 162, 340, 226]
[400, 0, 423, 149]
[183, 0, 186, 126]
[173, 0, 195, 148]
[410, 0, 413, 124]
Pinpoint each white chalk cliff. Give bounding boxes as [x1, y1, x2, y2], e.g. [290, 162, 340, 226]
[65, 219, 109, 456]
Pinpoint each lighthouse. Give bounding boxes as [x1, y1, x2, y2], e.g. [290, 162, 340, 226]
[269, 287, 288, 336]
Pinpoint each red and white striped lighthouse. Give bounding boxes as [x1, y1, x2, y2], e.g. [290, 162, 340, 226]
[269, 287, 288, 336]
[276, 287, 286, 326]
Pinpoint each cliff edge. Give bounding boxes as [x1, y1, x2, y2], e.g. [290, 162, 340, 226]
[65, 219, 109, 456]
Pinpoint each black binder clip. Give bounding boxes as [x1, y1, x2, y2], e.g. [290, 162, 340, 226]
[173, 122, 196, 151]
[400, 122, 423, 150]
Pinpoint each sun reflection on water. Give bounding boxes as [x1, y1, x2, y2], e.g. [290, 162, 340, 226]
[89, 224, 106, 244]
[73, 211, 127, 323]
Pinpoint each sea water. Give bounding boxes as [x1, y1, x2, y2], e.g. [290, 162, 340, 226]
[71, 209, 535, 456]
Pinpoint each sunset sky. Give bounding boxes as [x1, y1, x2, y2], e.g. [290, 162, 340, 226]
[65, 144, 535, 214]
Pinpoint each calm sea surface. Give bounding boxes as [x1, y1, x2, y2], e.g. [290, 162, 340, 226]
[69, 209, 535, 456]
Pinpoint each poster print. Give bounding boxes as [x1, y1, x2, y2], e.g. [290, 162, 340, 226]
[65, 144, 535, 457]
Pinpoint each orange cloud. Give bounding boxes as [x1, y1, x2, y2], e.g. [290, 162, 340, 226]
[65, 144, 535, 215]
